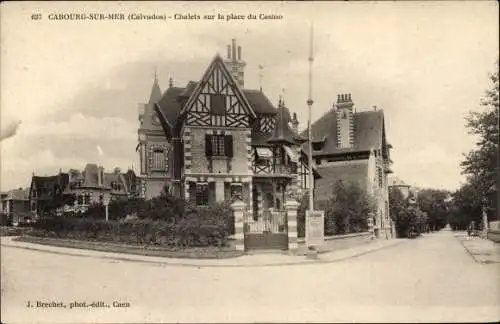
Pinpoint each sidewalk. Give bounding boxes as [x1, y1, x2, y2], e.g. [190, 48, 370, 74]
[454, 231, 500, 264]
[1, 236, 403, 268]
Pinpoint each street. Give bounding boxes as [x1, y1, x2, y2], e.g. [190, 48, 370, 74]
[2, 230, 499, 323]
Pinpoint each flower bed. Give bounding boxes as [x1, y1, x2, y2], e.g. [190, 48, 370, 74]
[0, 226, 32, 237]
[15, 236, 243, 259]
[27, 201, 235, 250]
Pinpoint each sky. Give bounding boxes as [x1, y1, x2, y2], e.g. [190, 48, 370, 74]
[1, 1, 499, 192]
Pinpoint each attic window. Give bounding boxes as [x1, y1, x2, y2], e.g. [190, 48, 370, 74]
[312, 138, 326, 151]
[210, 94, 226, 115]
[312, 142, 323, 151]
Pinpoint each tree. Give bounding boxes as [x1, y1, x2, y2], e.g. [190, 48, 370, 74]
[448, 182, 483, 230]
[390, 187, 430, 237]
[324, 180, 375, 235]
[461, 62, 499, 220]
[417, 189, 450, 231]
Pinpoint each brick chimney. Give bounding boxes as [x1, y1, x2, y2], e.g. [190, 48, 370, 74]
[291, 112, 299, 134]
[224, 39, 246, 88]
[97, 166, 104, 187]
[336, 93, 354, 148]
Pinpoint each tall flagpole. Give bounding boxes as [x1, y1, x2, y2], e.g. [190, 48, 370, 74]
[307, 24, 314, 213]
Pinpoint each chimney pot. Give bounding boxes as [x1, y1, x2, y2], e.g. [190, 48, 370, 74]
[237, 46, 242, 60]
[227, 45, 231, 59]
[232, 39, 237, 62]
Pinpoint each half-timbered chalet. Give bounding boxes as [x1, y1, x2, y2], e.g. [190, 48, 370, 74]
[137, 39, 320, 217]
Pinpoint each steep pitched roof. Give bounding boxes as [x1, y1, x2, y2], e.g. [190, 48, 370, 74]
[155, 86, 185, 128]
[31, 173, 70, 200]
[149, 75, 163, 104]
[155, 83, 279, 131]
[314, 162, 368, 201]
[302, 109, 385, 156]
[179, 54, 256, 118]
[243, 89, 278, 115]
[268, 100, 307, 146]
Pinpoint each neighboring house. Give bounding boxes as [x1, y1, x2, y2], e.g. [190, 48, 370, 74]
[29, 172, 71, 217]
[67, 164, 138, 213]
[30, 166, 138, 215]
[303, 94, 394, 239]
[0, 192, 8, 215]
[1, 188, 31, 223]
[137, 39, 320, 214]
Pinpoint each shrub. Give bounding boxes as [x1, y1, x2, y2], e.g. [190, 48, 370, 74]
[29, 201, 233, 248]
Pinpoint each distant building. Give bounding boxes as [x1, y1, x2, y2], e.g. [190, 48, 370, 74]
[29, 172, 71, 217]
[29, 165, 138, 216]
[303, 95, 394, 239]
[0, 188, 30, 223]
[388, 176, 411, 199]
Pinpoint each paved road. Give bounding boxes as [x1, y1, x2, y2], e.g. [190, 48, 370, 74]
[2, 230, 499, 323]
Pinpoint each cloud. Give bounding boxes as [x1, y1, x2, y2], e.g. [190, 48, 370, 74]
[21, 113, 136, 141]
[0, 120, 22, 142]
[392, 144, 464, 190]
[1, 114, 138, 190]
[96, 145, 104, 157]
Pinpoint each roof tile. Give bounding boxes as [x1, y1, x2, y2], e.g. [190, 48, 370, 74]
[302, 109, 385, 156]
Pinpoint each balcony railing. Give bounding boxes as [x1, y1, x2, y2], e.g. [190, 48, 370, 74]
[253, 163, 296, 176]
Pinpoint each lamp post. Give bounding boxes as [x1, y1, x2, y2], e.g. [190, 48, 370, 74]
[307, 24, 314, 214]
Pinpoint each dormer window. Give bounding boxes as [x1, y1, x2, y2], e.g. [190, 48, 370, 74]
[210, 94, 226, 115]
[312, 137, 326, 151]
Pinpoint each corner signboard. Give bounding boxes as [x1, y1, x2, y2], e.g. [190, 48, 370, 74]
[306, 210, 325, 248]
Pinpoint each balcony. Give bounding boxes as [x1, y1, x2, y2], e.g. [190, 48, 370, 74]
[253, 163, 296, 178]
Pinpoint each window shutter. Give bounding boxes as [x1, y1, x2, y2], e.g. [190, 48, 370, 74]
[225, 135, 233, 157]
[205, 135, 213, 156]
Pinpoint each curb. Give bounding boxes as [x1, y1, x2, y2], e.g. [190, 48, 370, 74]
[454, 234, 499, 264]
[12, 236, 244, 260]
[455, 235, 480, 263]
[1, 238, 405, 268]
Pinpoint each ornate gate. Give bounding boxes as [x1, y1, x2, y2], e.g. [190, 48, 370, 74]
[243, 210, 288, 251]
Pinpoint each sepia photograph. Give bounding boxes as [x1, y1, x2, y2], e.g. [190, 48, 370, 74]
[1, 1, 499, 323]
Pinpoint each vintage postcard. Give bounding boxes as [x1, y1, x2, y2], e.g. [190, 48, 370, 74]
[1, 1, 499, 323]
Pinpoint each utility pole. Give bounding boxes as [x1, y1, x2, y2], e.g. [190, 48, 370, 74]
[307, 24, 315, 213]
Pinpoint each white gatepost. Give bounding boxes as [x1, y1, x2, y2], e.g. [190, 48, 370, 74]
[368, 212, 375, 239]
[285, 199, 299, 253]
[103, 197, 110, 221]
[231, 200, 246, 252]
